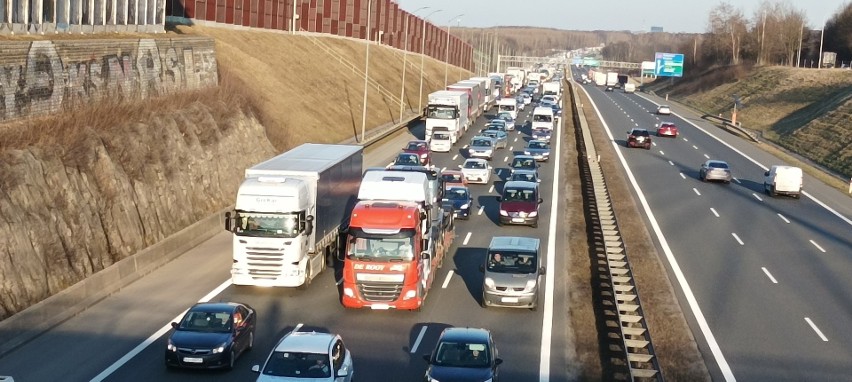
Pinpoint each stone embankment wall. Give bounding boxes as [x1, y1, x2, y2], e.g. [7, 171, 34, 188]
[0, 37, 217, 122]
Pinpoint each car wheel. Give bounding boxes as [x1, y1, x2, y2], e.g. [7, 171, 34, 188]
[227, 350, 236, 370]
[531, 222, 538, 229]
[769, 185, 777, 197]
[247, 332, 254, 351]
[481, 294, 488, 308]
[298, 264, 312, 290]
[793, 193, 801, 199]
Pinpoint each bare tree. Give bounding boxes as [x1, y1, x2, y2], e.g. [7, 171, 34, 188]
[825, 1, 852, 63]
[708, 2, 748, 65]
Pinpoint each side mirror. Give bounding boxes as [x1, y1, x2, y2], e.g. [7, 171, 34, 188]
[421, 251, 431, 260]
[171, 322, 179, 329]
[496, 196, 502, 202]
[423, 354, 432, 362]
[224, 211, 233, 232]
[251, 365, 261, 373]
[540, 266, 547, 275]
[305, 215, 315, 235]
[764, 171, 770, 176]
[538, 198, 544, 204]
[495, 358, 504, 366]
[479, 264, 485, 273]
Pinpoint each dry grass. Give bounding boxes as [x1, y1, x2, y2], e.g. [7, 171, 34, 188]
[570, 84, 711, 381]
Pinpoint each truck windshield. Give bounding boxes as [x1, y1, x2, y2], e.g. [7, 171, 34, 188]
[487, 251, 537, 274]
[347, 229, 416, 261]
[427, 106, 457, 119]
[533, 114, 552, 123]
[235, 212, 300, 238]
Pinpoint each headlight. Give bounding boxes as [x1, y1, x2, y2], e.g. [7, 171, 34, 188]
[525, 279, 538, 292]
[421, 154, 428, 159]
[212, 342, 227, 354]
[167, 339, 177, 352]
[529, 211, 538, 217]
[524, 151, 531, 155]
[343, 287, 355, 297]
[403, 289, 417, 300]
[484, 277, 495, 288]
[460, 203, 470, 209]
[499, 210, 508, 216]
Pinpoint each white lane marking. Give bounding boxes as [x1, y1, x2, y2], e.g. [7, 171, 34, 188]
[478, 206, 485, 216]
[90, 279, 233, 382]
[669, 160, 674, 166]
[514, 137, 518, 142]
[488, 185, 495, 193]
[703, 154, 710, 159]
[579, 86, 737, 381]
[693, 188, 701, 196]
[683, 137, 689, 142]
[463, 232, 472, 245]
[509, 146, 514, 151]
[752, 193, 763, 202]
[441, 167, 446, 172]
[410, 326, 429, 353]
[452, 154, 458, 160]
[692, 145, 698, 149]
[805, 318, 829, 342]
[659, 150, 665, 155]
[732, 233, 744, 245]
[761, 267, 778, 284]
[504, 156, 509, 162]
[777, 213, 790, 224]
[539, 94, 562, 382]
[441, 270, 455, 289]
[732, 177, 741, 184]
[679, 173, 686, 179]
[652, 142, 657, 147]
[810, 240, 826, 253]
[463, 144, 469, 149]
[710, 208, 719, 217]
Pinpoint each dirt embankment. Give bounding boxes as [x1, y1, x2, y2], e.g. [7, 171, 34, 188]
[0, 25, 465, 320]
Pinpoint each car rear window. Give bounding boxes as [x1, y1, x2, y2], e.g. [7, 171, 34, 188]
[632, 130, 649, 136]
[708, 162, 729, 169]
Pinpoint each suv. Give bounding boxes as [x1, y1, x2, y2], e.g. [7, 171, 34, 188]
[423, 328, 502, 382]
[480, 236, 545, 310]
[252, 329, 354, 381]
[497, 181, 542, 228]
[626, 128, 652, 150]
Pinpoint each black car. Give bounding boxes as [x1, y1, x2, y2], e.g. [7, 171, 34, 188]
[424, 327, 502, 382]
[442, 186, 473, 219]
[626, 128, 652, 150]
[165, 302, 256, 370]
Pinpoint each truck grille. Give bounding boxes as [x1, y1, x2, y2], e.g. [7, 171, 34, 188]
[244, 249, 287, 277]
[358, 282, 404, 302]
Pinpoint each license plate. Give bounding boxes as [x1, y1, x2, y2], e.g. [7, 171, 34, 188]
[183, 357, 203, 363]
[512, 218, 525, 223]
[501, 297, 519, 303]
[370, 304, 390, 310]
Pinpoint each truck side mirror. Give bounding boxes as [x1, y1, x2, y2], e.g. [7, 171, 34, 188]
[538, 198, 543, 204]
[764, 171, 770, 176]
[540, 266, 547, 275]
[496, 196, 502, 202]
[479, 265, 485, 273]
[224, 211, 233, 232]
[305, 215, 315, 235]
[420, 251, 430, 260]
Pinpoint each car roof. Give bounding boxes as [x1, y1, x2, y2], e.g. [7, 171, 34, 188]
[274, 331, 336, 354]
[439, 327, 491, 343]
[512, 169, 537, 176]
[503, 180, 537, 188]
[489, 236, 540, 252]
[190, 302, 241, 312]
[465, 158, 487, 163]
[527, 139, 548, 145]
[513, 155, 536, 160]
[443, 169, 463, 175]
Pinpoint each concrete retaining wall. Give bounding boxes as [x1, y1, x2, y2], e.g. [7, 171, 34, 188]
[0, 37, 218, 122]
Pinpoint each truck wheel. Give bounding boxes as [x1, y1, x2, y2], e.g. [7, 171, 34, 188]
[298, 265, 312, 290]
[769, 185, 777, 197]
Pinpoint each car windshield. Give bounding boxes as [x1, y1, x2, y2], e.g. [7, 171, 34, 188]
[511, 173, 537, 182]
[235, 212, 300, 238]
[179, 310, 233, 332]
[502, 187, 536, 202]
[433, 133, 451, 140]
[347, 229, 416, 261]
[406, 142, 427, 151]
[487, 251, 537, 274]
[262, 351, 331, 378]
[483, 132, 500, 139]
[464, 161, 487, 169]
[533, 114, 552, 123]
[529, 141, 548, 149]
[434, 341, 491, 368]
[511, 158, 535, 169]
[708, 162, 729, 169]
[498, 105, 515, 112]
[444, 188, 469, 201]
[472, 139, 492, 147]
[442, 173, 463, 182]
[497, 113, 513, 120]
[395, 154, 420, 165]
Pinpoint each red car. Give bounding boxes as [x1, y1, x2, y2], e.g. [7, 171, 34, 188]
[403, 140, 431, 166]
[656, 122, 678, 138]
[441, 170, 468, 190]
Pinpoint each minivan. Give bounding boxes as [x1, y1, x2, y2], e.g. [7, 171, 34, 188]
[480, 236, 545, 311]
[764, 165, 803, 198]
[531, 106, 554, 131]
[497, 181, 542, 228]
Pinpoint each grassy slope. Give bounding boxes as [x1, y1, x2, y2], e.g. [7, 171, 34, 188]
[651, 66, 852, 180]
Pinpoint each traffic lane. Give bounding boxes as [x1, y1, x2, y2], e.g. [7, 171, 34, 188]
[0, 231, 234, 382]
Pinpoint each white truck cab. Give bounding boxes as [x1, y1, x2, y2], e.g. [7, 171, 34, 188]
[531, 106, 555, 131]
[497, 98, 518, 120]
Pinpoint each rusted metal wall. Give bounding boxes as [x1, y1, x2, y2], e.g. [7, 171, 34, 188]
[166, 0, 473, 70]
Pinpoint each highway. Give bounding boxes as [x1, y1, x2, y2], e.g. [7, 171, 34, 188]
[0, 102, 577, 381]
[574, 70, 852, 382]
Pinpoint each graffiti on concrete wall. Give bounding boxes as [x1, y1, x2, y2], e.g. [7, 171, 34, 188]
[0, 37, 218, 122]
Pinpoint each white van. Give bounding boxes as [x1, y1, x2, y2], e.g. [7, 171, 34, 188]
[531, 106, 555, 131]
[430, 131, 453, 152]
[497, 98, 518, 120]
[764, 165, 803, 198]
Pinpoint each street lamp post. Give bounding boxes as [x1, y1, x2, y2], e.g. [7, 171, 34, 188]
[291, 0, 299, 34]
[401, 6, 429, 120]
[360, 0, 373, 143]
[419, 9, 442, 112]
[444, 14, 464, 87]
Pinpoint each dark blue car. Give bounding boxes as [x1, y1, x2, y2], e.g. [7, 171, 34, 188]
[442, 186, 472, 220]
[165, 302, 256, 370]
[423, 327, 502, 382]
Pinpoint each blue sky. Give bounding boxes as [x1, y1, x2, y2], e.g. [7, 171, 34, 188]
[398, 0, 846, 33]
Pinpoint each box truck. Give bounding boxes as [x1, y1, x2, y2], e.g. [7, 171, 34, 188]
[447, 82, 483, 120]
[425, 90, 470, 143]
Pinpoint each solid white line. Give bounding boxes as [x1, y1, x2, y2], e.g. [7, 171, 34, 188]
[693, 188, 701, 196]
[539, 91, 562, 382]
[90, 279, 233, 382]
[805, 317, 829, 341]
[761, 267, 778, 284]
[810, 240, 826, 253]
[441, 270, 455, 289]
[478, 206, 485, 216]
[463, 232, 472, 245]
[710, 208, 719, 217]
[488, 185, 495, 193]
[452, 154, 458, 160]
[777, 213, 790, 224]
[752, 193, 764, 202]
[410, 326, 429, 353]
[680, 173, 686, 179]
[732, 233, 744, 245]
[580, 86, 737, 382]
[668, 160, 674, 166]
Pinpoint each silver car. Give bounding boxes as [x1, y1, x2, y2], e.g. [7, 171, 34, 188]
[531, 128, 552, 142]
[656, 105, 672, 115]
[699, 160, 732, 183]
[510, 169, 540, 183]
[252, 330, 354, 382]
[460, 158, 492, 184]
[524, 139, 551, 161]
[468, 136, 496, 160]
[496, 111, 516, 131]
[480, 236, 545, 311]
[481, 130, 508, 149]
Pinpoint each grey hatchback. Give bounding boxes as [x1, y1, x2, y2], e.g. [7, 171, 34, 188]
[480, 236, 545, 311]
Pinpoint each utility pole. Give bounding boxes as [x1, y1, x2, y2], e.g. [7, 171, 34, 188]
[418, 9, 442, 112]
[360, 0, 373, 143]
[796, 20, 804, 67]
[759, 10, 766, 65]
[818, 25, 825, 68]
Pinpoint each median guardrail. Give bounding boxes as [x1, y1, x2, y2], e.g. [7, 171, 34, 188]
[568, 79, 664, 381]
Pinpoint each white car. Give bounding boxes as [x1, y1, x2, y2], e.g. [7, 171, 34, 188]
[430, 132, 453, 153]
[656, 105, 672, 115]
[460, 158, 492, 184]
[252, 330, 354, 382]
[521, 93, 532, 105]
